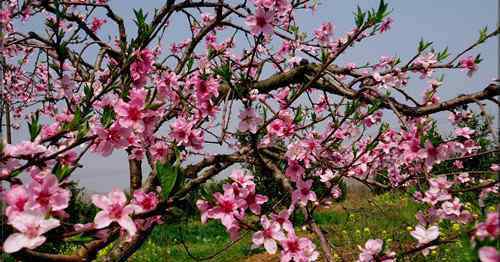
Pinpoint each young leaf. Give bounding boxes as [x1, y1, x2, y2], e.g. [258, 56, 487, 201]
[101, 107, 115, 128]
[28, 112, 42, 141]
[354, 6, 366, 28]
[437, 47, 449, 61]
[156, 162, 179, 200]
[478, 26, 488, 43]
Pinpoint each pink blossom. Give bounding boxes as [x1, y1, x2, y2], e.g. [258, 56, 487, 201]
[157, 72, 179, 101]
[475, 212, 500, 240]
[479, 247, 499, 262]
[440, 197, 462, 217]
[3, 185, 29, 216]
[252, 216, 286, 254]
[422, 187, 451, 206]
[413, 53, 437, 78]
[421, 142, 449, 170]
[230, 169, 255, 188]
[193, 74, 220, 102]
[456, 172, 470, 183]
[455, 127, 474, 139]
[357, 239, 383, 262]
[208, 190, 246, 229]
[285, 160, 304, 182]
[453, 160, 464, 169]
[292, 179, 317, 206]
[3, 211, 60, 253]
[91, 189, 137, 236]
[90, 17, 107, 32]
[280, 230, 319, 262]
[92, 122, 131, 156]
[490, 164, 500, 172]
[314, 22, 334, 43]
[245, 192, 268, 215]
[459, 56, 478, 77]
[149, 141, 170, 163]
[27, 174, 70, 213]
[267, 119, 286, 137]
[4, 141, 47, 158]
[170, 117, 205, 150]
[239, 108, 263, 134]
[0, 9, 11, 25]
[271, 209, 294, 232]
[331, 186, 342, 199]
[196, 199, 212, 224]
[410, 225, 439, 255]
[246, 8, 274, 36]
[286, 141, 309, 162]
[130, 49, 154, 87]
[114, 88, 147, 131]
[429, 176, 452, 191]
[131, 190, 159, 214]
[379, 17, 393, 33]
[253, 0, 274, 8]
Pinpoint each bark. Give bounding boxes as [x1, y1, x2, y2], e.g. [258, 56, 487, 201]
[129, 159, 142, 192]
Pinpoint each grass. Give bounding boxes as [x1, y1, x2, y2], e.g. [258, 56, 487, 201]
[126, 220, 257, 262]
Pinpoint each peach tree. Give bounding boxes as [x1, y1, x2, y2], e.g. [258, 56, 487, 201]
[0, 0, 498, 261]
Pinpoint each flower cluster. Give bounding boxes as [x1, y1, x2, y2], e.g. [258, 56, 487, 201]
[2, 173, 70, 253]
[197, 169, 268, 239]
[91, 189, 159, 237]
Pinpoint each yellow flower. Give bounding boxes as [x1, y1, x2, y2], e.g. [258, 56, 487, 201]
[452, 223, 460, 231]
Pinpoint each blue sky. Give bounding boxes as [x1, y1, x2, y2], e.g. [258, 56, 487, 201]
[12, 1, 499, 192]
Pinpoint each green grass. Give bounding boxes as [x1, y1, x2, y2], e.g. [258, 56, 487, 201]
[127, 220, 258, 262]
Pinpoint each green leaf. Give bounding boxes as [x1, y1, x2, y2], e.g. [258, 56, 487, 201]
[186, 57, 194, 72]
[84, 84, 93, 100]
[77, 122, 90, 140]
[28, 112, 42, 141]
[66, 107, 82, 131]
[345, 100, 360, 116]
[375, 0, 390, 23]
[294, 106, 304, 124]
[289, 25, 299, 34]
[366, 140, 379, 152]
[437, 47, 449, 61]
[65, 234, 95, 244]
[417, 38, 433, 52]
[213, 63, 232, 83]
[101, 107, 115, 128]
[474, 54, 482, 64]
[156, 162, 179, 200]
[478, 26, 488, 43]
[54, 164, 72, 180]
[367, 98, 382, 115]
[354, 6, 366, 28]
[145, 103, 164, 110]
